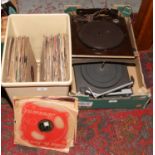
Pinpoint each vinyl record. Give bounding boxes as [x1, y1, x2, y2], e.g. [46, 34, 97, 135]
[78, 20, 124, 50]
[21, 102, 69, 149]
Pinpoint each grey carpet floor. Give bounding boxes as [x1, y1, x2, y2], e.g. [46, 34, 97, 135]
[17, 0, 142, 13]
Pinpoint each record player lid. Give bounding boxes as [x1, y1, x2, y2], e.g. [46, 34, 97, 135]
[78, 20, 124, 50]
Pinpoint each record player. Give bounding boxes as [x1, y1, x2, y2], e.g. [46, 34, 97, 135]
[71, 8, 136, 60]
[70, 6, 151, 109]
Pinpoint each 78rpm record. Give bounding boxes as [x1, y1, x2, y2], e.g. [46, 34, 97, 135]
[21, 102, 68, 149]
[78, 20, 124, 50]
[73, 62, 130, 94]
[14, 98, 78, 151]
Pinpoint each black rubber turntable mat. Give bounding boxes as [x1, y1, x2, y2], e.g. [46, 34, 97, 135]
[78, 20, 124, 50]
[71, 16, 135, 57]
[73, 62, 130, 94]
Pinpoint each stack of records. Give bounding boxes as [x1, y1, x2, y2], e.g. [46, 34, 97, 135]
[4, 36, 37, 82]
[13, 96, 78, 153]
[4, 33, 69, 83]
[40, 34, 69, 82]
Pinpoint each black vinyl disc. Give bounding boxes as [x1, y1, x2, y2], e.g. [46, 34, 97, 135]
[81, 63, 122, 88]
[78, 20, 124, 50]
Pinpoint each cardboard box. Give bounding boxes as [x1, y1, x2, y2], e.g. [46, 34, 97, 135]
[71, 59, 151, 109]
[70, 14, 151, 109]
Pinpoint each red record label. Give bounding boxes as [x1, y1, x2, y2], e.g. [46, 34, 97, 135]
[20, 102, 69, 149]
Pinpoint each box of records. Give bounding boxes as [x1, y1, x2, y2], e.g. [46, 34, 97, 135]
[1, 14, 72, 103]
[69, 7, 151, 109]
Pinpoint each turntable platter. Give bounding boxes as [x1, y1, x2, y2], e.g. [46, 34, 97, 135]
[81, 63, 122, 88]
[73, 62, 131, 94]
[78, 20, 124, 50]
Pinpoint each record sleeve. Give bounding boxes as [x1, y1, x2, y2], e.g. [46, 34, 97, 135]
[13, 97, 78, 153]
